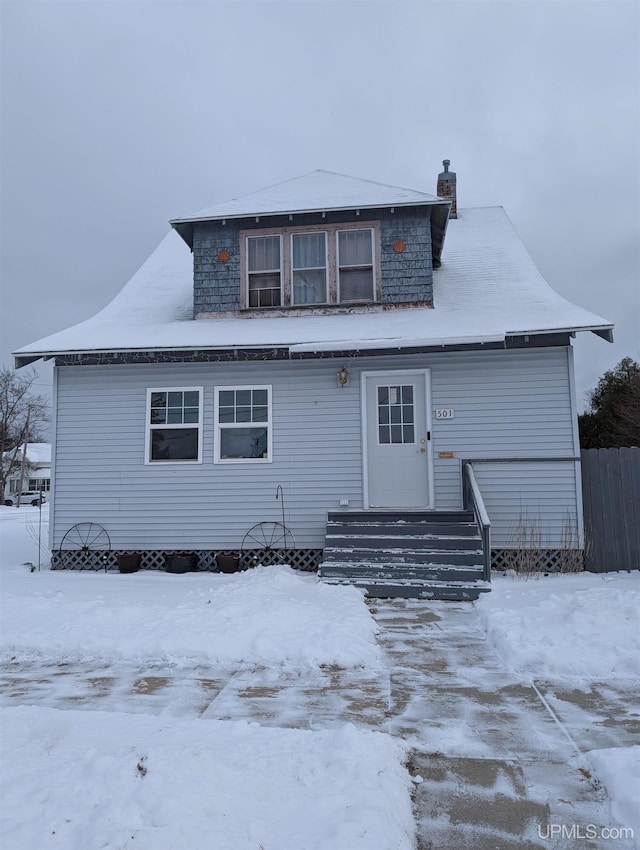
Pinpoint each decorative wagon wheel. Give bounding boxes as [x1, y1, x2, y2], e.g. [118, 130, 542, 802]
[240, 521, 296, 568]
[58, 522, 111, 571]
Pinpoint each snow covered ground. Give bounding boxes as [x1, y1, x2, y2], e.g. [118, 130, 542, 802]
[1, 505, 639, 848]
[477, 571, 640, 847]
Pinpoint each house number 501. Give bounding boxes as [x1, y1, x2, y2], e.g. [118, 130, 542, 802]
[435, 409, 455, 420]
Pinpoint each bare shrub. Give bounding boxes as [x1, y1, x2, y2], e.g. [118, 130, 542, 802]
[554, 512, 586, 574]
[501, 513, 545, 578]
[500, 511, 586, 577]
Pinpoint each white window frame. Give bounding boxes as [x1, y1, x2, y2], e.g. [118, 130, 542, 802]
[240, 221, 380, 309]
[290, 230, 328, 306]
[145, 387, 203, 464]
[214, 385, 273, 464]
[246, 234, 283, 308]
[336, 227, 376, 304]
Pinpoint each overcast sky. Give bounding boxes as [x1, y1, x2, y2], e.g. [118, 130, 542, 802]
[1, 0, 638, 411]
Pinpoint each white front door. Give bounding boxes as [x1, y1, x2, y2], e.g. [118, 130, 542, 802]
[364, 371, 432, 508]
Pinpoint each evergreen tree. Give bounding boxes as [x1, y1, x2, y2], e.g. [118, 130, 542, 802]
[578, 357, 640, 448]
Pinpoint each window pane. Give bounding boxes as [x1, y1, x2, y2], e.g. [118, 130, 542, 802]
[248, 236, 280, 271]
[401, 386, 414, 403]
[403, 425, 415, 443]
[402, 405, 414, 424]
[390, 406, 401, 424]
[236, 406, 252, 423]
[390, 425, 402, 443]
[220, 427, 269, 459]
[150, 428, 198, 461]
[248, 274, 281, 307]
[183, 408, 199, 423]
[293, 269, 326, 305]
[183, 391, 199, 407]
[150, 408, 166, 424]
[339, 268, 373, 302]
[339, 230, 372, 266]
[168, 391, 183, 408]
[253, 389, 268, 406]
[292, 232, 326, 269]
[150, 392, 166, 408]
[253, 405, 268, 422]
[167, 409, 183, 424]
[236, 390, 251, 405]
[378, 407, 390, 425]
[219, 391, 234, 406]
[377, 387, 389, 405]
[379, 425, 391, 444]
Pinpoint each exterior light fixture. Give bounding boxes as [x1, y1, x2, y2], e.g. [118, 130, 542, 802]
[337, 367, 349, 388]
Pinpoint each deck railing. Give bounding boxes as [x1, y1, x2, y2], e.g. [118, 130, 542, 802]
[462, 461, 492, 582]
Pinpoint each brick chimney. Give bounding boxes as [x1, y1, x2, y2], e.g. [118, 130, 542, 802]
[437, 159, 457, 219]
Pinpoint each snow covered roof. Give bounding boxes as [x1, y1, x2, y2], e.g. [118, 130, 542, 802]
[4, 443, 51, 465]
[14, 206, 613, 365]
[171, 170, 445, 224]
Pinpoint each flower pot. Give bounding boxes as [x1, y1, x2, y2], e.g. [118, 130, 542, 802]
[165, 553, 197, 574]
[118, 553, 141, 574]
[216, 553, 241, 574]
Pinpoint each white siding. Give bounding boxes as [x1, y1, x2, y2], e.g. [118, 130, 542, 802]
[51, 346, 579, 551]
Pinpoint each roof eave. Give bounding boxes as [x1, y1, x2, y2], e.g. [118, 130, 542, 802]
[170, 199, 451, 250]
[506, 324, 614, 342]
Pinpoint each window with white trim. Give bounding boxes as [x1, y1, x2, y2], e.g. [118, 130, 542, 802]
[242, 222, 378, 308]
[146, 388, 203, 463]
[292, 231, 327, 305]
[247, 235, 281, 307]
[338, 229, 374, 302]
[215, 386, 272, 462]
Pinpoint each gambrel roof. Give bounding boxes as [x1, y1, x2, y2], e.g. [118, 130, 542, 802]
[14, 205, 613, 367]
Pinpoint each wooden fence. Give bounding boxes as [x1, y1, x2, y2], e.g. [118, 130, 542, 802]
[581, 447, 640, 572]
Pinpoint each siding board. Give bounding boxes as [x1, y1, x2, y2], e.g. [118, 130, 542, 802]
[52, 347, 579, 551]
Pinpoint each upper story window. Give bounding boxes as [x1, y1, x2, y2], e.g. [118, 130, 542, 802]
[146, 388, 203, 463]
[338, 229, 374, 302]
[292, 232, 327, 305]
[248, 235, 281, 307]
[241, 221, 379, 309]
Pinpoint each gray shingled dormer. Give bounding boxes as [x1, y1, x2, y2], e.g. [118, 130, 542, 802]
[169, 170, 451, 318]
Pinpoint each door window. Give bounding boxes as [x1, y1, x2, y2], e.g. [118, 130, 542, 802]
[377, 385, 415, 444]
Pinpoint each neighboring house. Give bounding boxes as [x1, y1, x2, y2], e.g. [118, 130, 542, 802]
[3, 443, 51, 500]
[14, 165, 613, 598]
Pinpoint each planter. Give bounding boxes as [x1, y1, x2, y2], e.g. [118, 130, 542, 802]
[216, 553, 241, 574]
[165, 553, 197, 574]
[118, 553, 141, 574]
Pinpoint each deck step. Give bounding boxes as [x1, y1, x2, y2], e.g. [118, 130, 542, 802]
[320, 563, 484, 583]
[319, 509, 490, 601]
[323, 549, 483, 567]
[322, 576, 490, 601]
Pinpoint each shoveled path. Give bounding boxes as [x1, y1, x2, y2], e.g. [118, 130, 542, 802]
[1, 599, 637, 849]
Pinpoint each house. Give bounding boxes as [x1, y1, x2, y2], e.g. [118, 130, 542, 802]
[14, 164, 613, 598]
[3, 443, 51, 502]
